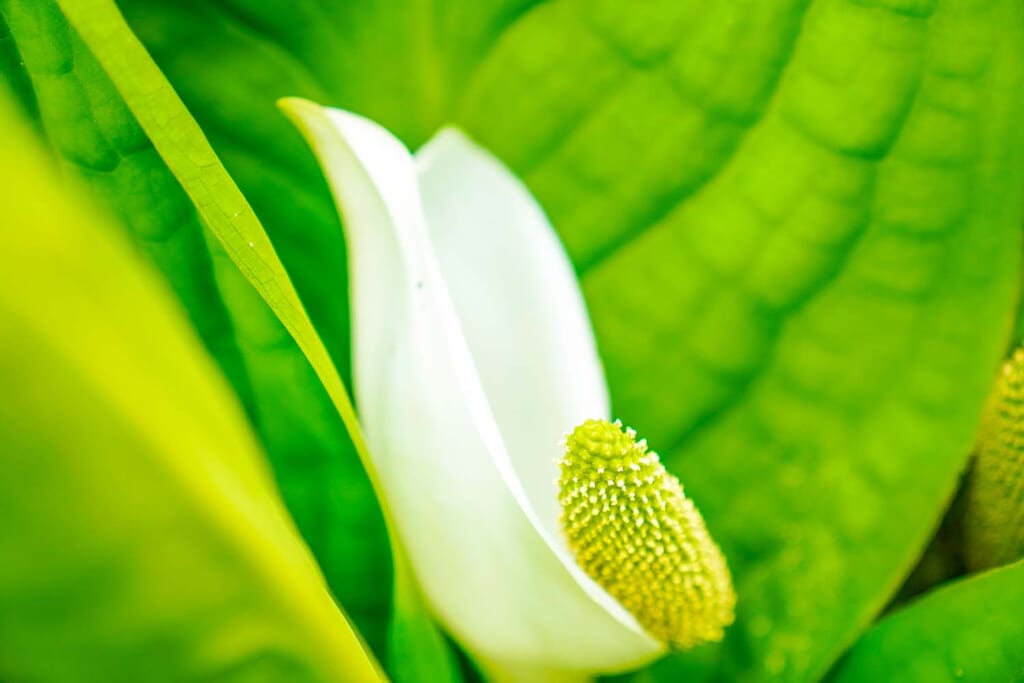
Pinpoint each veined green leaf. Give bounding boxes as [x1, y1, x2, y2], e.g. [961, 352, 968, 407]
[47, 1, 460, 679]
[830, 561, 1024, 682]
[49, 0, 337, 454]
[0, 0, 392, 653]
[0, 92, 381, 683]
[464, 2, 1024, 679]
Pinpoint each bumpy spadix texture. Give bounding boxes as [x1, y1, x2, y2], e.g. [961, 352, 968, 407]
[558, 419, 735, 648]
[965, 348, 1024, 571]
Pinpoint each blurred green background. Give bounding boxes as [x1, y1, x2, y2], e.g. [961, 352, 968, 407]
[1, 0, 1023, 681]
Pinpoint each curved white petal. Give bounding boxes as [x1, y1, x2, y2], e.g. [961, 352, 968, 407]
[281, 99, 664, 676]
[414, 129, 609, 553]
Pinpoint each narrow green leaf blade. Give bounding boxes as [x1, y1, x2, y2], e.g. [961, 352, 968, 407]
[111, 0, 545, 372]
[51, 1, 460, 679]
[52, 0, 333, 409]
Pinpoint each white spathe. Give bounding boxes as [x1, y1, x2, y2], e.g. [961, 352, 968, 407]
[282, 99, 665, 678]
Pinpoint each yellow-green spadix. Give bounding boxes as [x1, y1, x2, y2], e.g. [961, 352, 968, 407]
[964, 347, 1024, 570]
[281, 99, 735, 680]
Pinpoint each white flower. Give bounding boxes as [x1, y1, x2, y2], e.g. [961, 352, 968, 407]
[281, 100, 731, 681]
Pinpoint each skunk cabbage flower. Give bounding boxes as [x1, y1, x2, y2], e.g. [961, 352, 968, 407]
[282, 100, 735, 680]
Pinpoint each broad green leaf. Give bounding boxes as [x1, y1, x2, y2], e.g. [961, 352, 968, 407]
[485, 2, 1024, 679]
[471, 3, 1023, 679]
[830, 561, 1024, 682]
[48, 1, 460, 679]
[0, 0, 393, 654]
[0, 91, 381, 683]
[109, 0, 1024, 680]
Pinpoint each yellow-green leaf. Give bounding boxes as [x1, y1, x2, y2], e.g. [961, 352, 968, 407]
[0, 91, 382, 683]
[0, 0, 392, 649]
